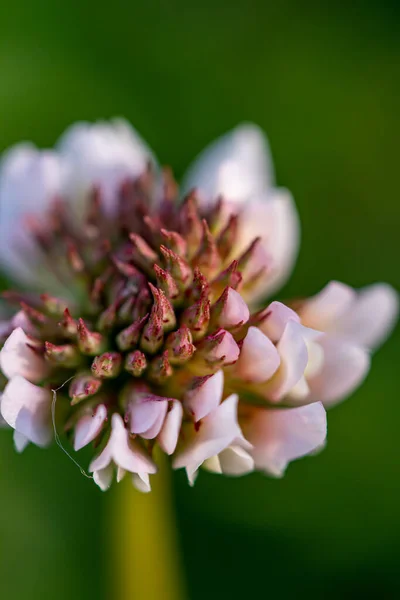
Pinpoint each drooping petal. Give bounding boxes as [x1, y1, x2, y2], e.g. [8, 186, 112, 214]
[158, 401, 183, 455]
[218, 444, 254, 476]
[183, 370, 224, 422]
[132, 472, 151, 493]
[0, 143, 64, 284]
[89, 413, 156, 475]
[1, 375, 53, 446]
[126, 392, 169, 439]
[234, 326, 280, 383]
[173, 394, 242, 472]
[259, 301, 300, 343]
[242, 402, 327, 477]
[298, 281, 356, 331]
[93, 464, 114, 491]
[58, 119, 156, 214]
[0, 327, 49, 383]
[13, 431, 30, 453]
[74, 404, 108, 451]
[306, 335, 370, 408]
[182, 123, 274, 207]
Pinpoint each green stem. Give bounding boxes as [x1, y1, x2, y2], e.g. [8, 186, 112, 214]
[109, 453, 186, 600]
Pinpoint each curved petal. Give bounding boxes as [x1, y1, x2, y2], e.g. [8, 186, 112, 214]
[1, 375, 53, 446]
[74, 404, 108, 451]
[173, 394, 241, 472]
[242, 402, 327, 477]
[182, 123, 274, 207]
[183, 370, 224, 422]
[13, 431, 30, 453]
[126, 393, 168, 439]
[132, 472, 151, 493]
[259, 301, 300, 343]
[307, 336, 371, 408]
[0, 143, 64, 284]
[93, 464, 114, 491]
[0, 327, 49, 383]
[58, 119, 155, 214]
[333, 283, 399, 350]
[218, 444, 254, 476]
[234, 326, 280, 383]
[158, 401, 183, 455]
[298, 281, 356, 331]
[214, 288, 250, 329]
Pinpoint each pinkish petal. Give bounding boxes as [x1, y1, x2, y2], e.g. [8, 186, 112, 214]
[299, 281, 356, 331]
[259, 301, 300, 343]
[74, 404, 108, 451]
[173, 394, 241, 472]
[89, 413, 156, 475]
[307, 335, 370, 407]
[127, 393, 169, 439]
[234, 326, 280, 383]
[1, 375, 52, 446]
[242, 402, 327, 477]
[216, 288, 250, 329]
[0, 328, 49, 383]
[182, 123, 274, 208]
[184, 370, 224, 422]
[268, 322, 318, 402]
[333, 283, 398, 350]
[158, 401, 183, 455]
[218, 445, 254, 476]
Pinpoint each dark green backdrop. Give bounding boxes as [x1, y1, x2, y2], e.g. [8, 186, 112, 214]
[0, 1, 399, 598]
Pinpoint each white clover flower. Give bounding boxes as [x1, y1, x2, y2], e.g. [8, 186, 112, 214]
[0, 119, 397, 491]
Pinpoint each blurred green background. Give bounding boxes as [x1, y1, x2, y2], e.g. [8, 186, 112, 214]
[0, 1, 399, 598]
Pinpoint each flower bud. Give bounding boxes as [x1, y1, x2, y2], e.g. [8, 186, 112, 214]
[181, 292, 211, 341]
[40, 294, 69, 317]
[147, 351, 173, 384]
[140, 303, 164, 354]
[165, 326, 196, 365]
[210, 260, 242, 298]
[192, 220, 220, 278]
[160, 245, 192, 291]
[77, 319, 105, 355]
[129, 233, 158, 272]
[148, 283, 176, 332]
[216, 215, 239, 260]
[117, 314, 149, 351]
[69, 373, 102, 405]
[196, 329, 240, 367]
[125, 350, 147, 377]
[91, 352, 122, 378]
[154, 264, 180, 303]
[179, 192, 203, 257]
[160, 228, 187, 256]
[58, 308, 78, 338]
[210, 287, 250, 330]
[44, 342, 82, 368]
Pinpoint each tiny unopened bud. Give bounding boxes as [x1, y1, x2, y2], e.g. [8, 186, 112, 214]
[181, 292, 211, 341]
[210, 287, 250, 330]
[186, 268, 210, 304]
[129, 233, 158, 271]
[58, 308, 78, 337]
[20, 302, 48, 327]
[69, 373, 102, 405]
[192, 220, 221, 278]
[97, 303, 118, 332]
[165, 325, 196, 365]
[154, 264, 180, 303]
[125, 350, 147, 377]
[77, 319, 105, 355]
[148, 284, 176, 332]
[160, 246, 192, 291]
[140, 303, 164, 354]
[196, 328, 240, 367]
[216, 215, 239, 260]
[180, 192, 203, 258]
[237, 238, 269, 284]
[210, 260, 242, 298]
[147, 351, 173, 384]
[44, 342, 82, 367]
[66, 239, 85, 273]
[160, 229, 187, 256]
[117, 314, 149, 351]
[91, 352, 122, 378]
[112, 257, 141, 279]
[40, 294, 69, 317]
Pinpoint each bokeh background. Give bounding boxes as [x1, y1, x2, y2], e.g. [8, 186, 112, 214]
[0, 1, 399, 598]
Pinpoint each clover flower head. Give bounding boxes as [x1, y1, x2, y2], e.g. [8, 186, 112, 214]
[0, 120, 397, 491]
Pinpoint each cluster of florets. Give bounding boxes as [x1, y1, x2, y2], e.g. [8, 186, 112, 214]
[0, 120, 397, 491]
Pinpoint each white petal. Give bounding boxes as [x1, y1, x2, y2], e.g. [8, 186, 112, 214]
[243, 402, 327, 477]
[132, 472, 151, 493]
[182, 123, 274, 207]
[13, 431, 30, 453]
[173, 394, 241, 471]
[0, 143, 64, 284]
[299, 281, 356, 331]
[158, 401, 183, 455]
[58, 119, 155, 214]
[219, 445, 254, 476]
[93, 464, 114, 491]
[259, 301, 300, 343]
[202, 455, 222, 474]
[234, 326, 280, 383]
[74, 404, 108, 451]
[268, 322, 316, 402]
[307, 336, 370, 408]
[1, 375, 52, 446]
[183, 370, 224, 422]
[0, 328, 49, 383]
[333, 283, 399, 350]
